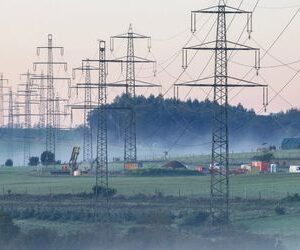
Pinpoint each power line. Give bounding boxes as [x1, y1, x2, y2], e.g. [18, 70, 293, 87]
[230, 7, 300, 102]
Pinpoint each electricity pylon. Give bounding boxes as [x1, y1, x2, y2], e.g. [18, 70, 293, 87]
[17, 71, 40, 166]
[176, 1, 267, 225]
[80, 41, 111, 221]
[54, 94, 60, 129]
[0, 74, 9, 127]
[110, 25, 157, 166]
[72, 39, 152, 222]
[72, 61, 94, 163]
[8, 88, 14, 128]
[3, 87, 15, 159]
[83, 64, 93, 162]
[30, 72, 46, 128]
[8, 87, 14, 159]
[39, 72, 46, 128]
[13, 99, 21, 128]
[33, 34, 70, 162]
[96, 41, 108, 198]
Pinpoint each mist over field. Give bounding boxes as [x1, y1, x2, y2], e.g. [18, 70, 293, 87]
[0, 95, 297, 165]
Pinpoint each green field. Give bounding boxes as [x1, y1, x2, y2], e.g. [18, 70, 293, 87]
[1, 167, 300, 249]
[1, 167, 300, 199]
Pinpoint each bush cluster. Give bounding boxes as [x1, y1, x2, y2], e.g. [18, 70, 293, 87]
[125, 168, 202, 177]
[92, 185, 117, 197]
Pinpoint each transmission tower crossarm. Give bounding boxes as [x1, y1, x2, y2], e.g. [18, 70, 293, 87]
[112, 55, 155, 63]
[111, 33, 150, 39]
[184, 41, 259, 51]
[37, 46, 64, 49]
[192, 5, 251, 14]
[73, 65, 98, 71]
[31, 77, 70, 80]
[82, 58, 126, 65]
[176, 76, 267, 88]
[34, 62, 67, 65]
[13, 114, 41, 117]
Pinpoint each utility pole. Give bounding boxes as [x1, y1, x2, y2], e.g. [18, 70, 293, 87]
[176, 1, 267, 225]
[33, 34, 70, 163]
[110, 25, 157, 166]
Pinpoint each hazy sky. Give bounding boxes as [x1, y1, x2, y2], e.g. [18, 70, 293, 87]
[1, 0, 300, 124]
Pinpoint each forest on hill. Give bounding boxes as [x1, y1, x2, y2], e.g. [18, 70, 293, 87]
[88, 94, 300, 150]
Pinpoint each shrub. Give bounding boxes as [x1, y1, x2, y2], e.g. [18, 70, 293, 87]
[125, 168, 202, 177]
[275, 205, 286, 215]
[181, 211, 209, 226]
[40, 151, 55, 166]
[136, 211, 174, 225]
[0, 211, 20, 243]
[5, 159, 13, 167]
[28, 157, 39, 166]
[92, 185, 117, 197]
[284, 193, 300, 202]
[18, 228, 58, 250]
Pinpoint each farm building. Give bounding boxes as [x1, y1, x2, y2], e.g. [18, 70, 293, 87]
[162, 161, 187, 170]
[281, 138, 300, 150]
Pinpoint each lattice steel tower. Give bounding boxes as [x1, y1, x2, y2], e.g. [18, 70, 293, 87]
[110, 25, 155, 165]
[72, 61, 94, 163]
[39, 72, 46, 128]
[17, 71, 39, 166]
[95, 41, 108, 195]
[176, 1, 267, 224]
[55, 94, 60, 129]
[24, 72, 32, 130]
[34, 34, 68, 161]
[0, 74, 8, 127]
[8, 87, 13, 128]
[83, 62, 93, 162]
[45, 35, 55, 156]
